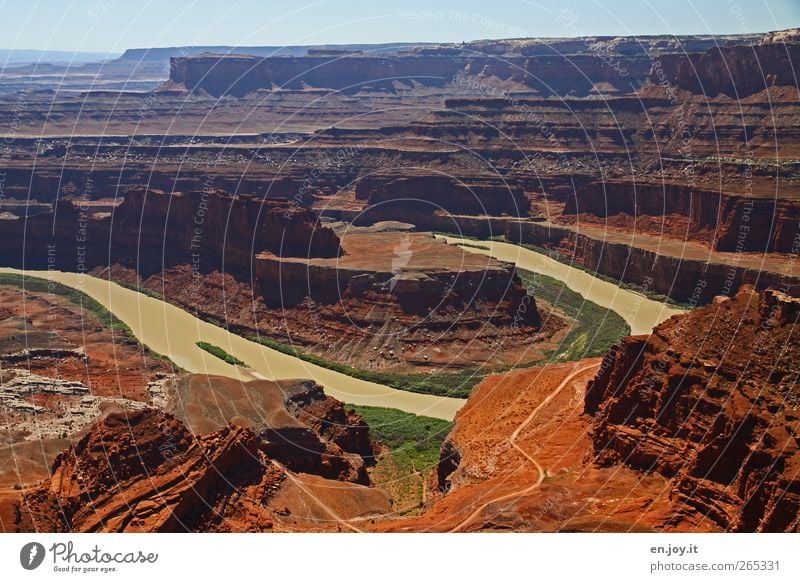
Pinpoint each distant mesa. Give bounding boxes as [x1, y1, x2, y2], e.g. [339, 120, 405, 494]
[162, 30, 799, 97]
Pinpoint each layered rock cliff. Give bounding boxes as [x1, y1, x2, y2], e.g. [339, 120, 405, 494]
[655, 37, 800, 97]
[354, 173, 530, 217]
[585, 287, 800, 531]
[16, 376, 381, 532]
[561, 180, 800, 254]
[167, 375, 372, 484]
[122, 230, 545, 373]
[165, 32, 771, 98]
[0, 186, 544, 372]
[0, 188, 340, 276]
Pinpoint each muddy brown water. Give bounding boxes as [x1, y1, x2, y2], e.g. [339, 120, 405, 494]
[437, 236, 685, 336]
[2, 245, 680, 420]
[0, 268, 464, 420]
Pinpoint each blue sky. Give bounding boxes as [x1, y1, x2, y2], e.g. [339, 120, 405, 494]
[1, 0, 798, 53]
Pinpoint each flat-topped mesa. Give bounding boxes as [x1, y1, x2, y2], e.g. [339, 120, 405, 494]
[0, 188, 341, 276]
[254, 231, 539, 322]
[159, 37, 713, 98]
[168, 52, 457, 97]
[162, 32, 774, 98]
[353, 173, 530, 219]
[166, 52, 646, 98]
[585, 286, 800, 532]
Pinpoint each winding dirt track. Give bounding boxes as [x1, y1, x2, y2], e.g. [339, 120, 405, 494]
[0, 241, 675, 420]
[448, 361, 601, 532]
[270, 461, 365, 533]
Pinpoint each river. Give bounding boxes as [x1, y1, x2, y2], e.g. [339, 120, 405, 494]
[1, 243, 681, 421]
[0, 268, 464, 420]
[436, 236, 685, 336]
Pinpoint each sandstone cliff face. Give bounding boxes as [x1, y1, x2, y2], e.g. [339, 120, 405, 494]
[0, 188, 340, 275]
[166, 44, 654, 98]
[126, 230, 544, 373]
[16, 376, 380, 532]
[0, 166, 321, 205]
[110, 188, 341, 273]
[19, 409, 269, 532]
[355, 173, 530, 217]
[585, 287, 800, 531]
[562, 180, 800, 254]
[165, 32, 772, 98]
[167, 375, 372, 484]
[504, 219, 800, 304]
[169, 53, 456, 96]
[655, 41, 800, 97]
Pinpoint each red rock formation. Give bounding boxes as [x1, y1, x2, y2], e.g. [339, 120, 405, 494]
[165, 33, 767, 98]
[111, 188, 341, 272]
[18, 408, 270, 532]
[355, 173, 530, 217]
[561, 180, 800, 254]
[0, 188, 340, 275]
[14, 375, 382, 532]
[167, 375, 372, 484]
[116, 229, 546, 373]
[585, 286, 800, 531]
[503, 218, 800, 304]
[655, 37, 800, 97]
[377, 362, 680, 532]
[168, 53, 455, 96]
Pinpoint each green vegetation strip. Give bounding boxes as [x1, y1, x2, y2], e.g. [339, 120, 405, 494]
[114, 279, 165, 300]
[195, 341, 247, 366]
[489, 235, 690, 308]
[107, 278, 483, 398]
[350, 404, 452, 471]
[0, 272, 173, 364]
[517, 268, 630, 361]
[0, 273, 133, 338]
[249, 334, 482, 398]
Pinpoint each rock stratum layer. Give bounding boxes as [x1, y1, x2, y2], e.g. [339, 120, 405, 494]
[0, 189, 543, 371]
[0, 188, 339, 276]
[11, 376, 388, 532]
[376, 287, 799, 533]
[165, 33, 769, 97]
[586, 287, 800, 531]
[1, 28, 799, 533]
[2, 30, 799, 307]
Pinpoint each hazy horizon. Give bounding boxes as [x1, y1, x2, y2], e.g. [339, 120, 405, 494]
[0, 0, 797, 54]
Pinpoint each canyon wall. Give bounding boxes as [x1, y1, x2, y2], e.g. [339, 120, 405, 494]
[167, 51, 647, 97]
[354, 173, 530, 217]
[16, 377, 380, 532]
[165, 31, 795, 100]
[585, 287, 800, 531]
[253, 250, 536, 322]
[0, 166, 324, 205]
[655, 41, 800, 97]
[169, 53, 456, 96]
[0, 187, 543, 371]
[0, 189, 340, 276]
[505, 219, 800, 304]
[562, 181, 800, 253]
